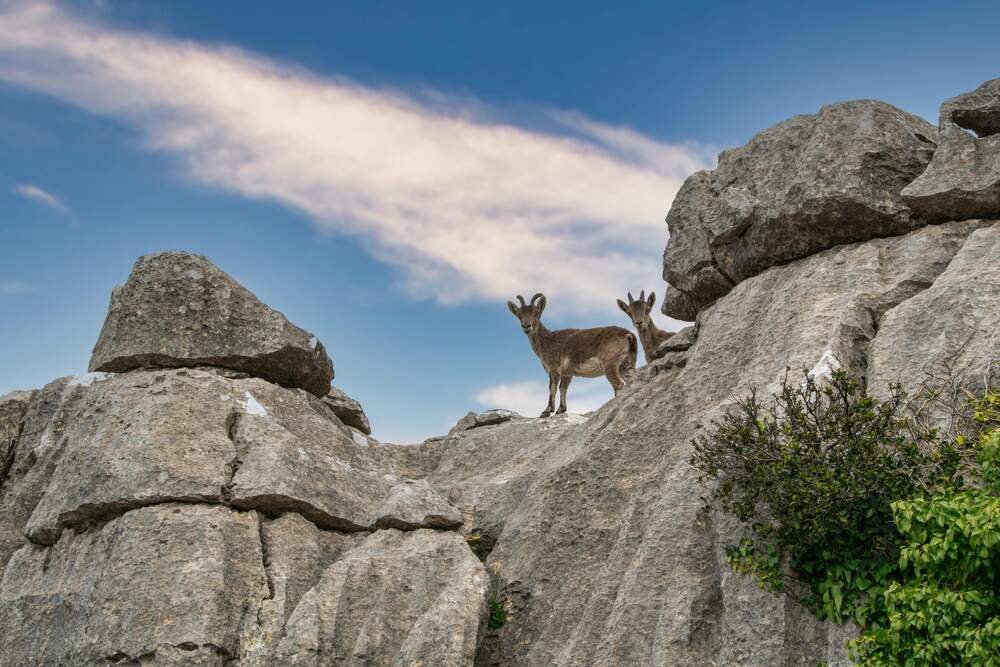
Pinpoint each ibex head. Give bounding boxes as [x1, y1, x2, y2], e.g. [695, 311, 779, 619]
[617, 290, 656, 331]
[507, 293, 547, 335]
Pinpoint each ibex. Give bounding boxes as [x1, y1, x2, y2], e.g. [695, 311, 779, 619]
[617, 290, 674, 364]
[507, 293, 637, 417]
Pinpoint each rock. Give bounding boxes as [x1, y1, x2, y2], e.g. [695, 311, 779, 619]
[274, 529, 486, 666]
[321, 386, 371, 435]
[662, 100, 937, 319]
[902, 78, 1000, 222]
[445, 220, 986, 666]
[0, 504, 267, 666]
[0, 390, 35, 488]
[449, 409, 521, 435]
[372, 479, 463, 530]
[89, 252, 334, 397]
[656, 324, 697, 354]
[868, 222, 1000, 399]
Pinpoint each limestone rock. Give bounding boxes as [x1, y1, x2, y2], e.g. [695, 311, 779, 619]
[445, 220, 985, 666]
[662, 100, 937, 319]
[89, 252, 334, 397]
[274, 529, 486, 666]
[868, 221, 1000, 397]
[322, 386, 371, 434]
[372, 479, 463, 530]
[902, 78, 1000, 222]
[0, 390, 34, 488]
[0, 504, 267, 666]
[449, 409, 521, 435]
[656, 324, 697, 354]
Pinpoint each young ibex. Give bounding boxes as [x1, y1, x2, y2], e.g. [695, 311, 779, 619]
[617, 290, 674, 364]
[507, 293, 637, 417]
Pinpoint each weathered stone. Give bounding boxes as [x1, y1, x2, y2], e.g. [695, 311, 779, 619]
[0, 390, 34, 489]
[436, 220, 986, 666]
[373, 479, 463, 530]
[869, 221, 1000, 397]
[0, 504, 266, 667]
[663, 100, 937, 319]
[449, 408, 522, 435]
[322, 386, 371, 434]
[89, 251, 334, 396]
[274, 529, 486, 666]
[656, 324, 697, 354]
[902, 78, 1000, 222]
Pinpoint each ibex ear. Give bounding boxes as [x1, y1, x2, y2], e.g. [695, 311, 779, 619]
[647, 291, 656, 308]
[507, 301, 520, 317]
[617, 298, 629, 314]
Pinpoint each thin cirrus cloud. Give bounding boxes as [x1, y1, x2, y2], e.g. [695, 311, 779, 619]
[0, 1, 711, 314]
[10, 183, 67, 213]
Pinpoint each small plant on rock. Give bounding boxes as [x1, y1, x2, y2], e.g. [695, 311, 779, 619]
[486, 570, 508, 630]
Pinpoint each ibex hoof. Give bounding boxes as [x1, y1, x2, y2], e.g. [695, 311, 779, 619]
[539, 411, 552, 418]
[555, 407, 567, 415]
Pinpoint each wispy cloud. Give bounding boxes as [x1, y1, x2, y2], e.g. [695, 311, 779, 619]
[10, 182, 67, 213]
[0, 281, 32, 295]
[0, 1, 709, 314]
[475, 379, 612, 416]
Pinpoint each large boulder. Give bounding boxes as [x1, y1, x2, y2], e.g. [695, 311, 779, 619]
[426, 220, 988, 666]
[89, 252, 334, 397]
[0, 390, 34, 488]
[902, 78, 1000, 222]
[321, 387, 372, 435]
[662, 100, 937, 320]
[274, 529, 486, 666]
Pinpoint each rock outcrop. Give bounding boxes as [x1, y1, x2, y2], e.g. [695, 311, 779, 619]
[89, 252, 334, 397]
[322, 386, 372, 434]
[903, 78, 1000, 222]
[662, 100, 937, 320]
[2, 81, 998, 666]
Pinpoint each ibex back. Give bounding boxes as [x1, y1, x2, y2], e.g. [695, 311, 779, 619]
[507, 293, 637, 417]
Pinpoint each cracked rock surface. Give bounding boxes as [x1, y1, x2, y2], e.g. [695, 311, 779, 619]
[662, 100, 937, 320]
[89, 252, 334, 397]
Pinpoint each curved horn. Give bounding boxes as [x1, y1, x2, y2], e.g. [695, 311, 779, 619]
[516, 295, 526, 308]
[530, 293, 544, 306]
[627, 291, 635, 304]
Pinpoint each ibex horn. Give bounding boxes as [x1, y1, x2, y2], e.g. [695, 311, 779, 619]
[530, 293, 544, 306]
[627, 291, 635, 304]
[639, 289, 645, 303]
[516, 295, 527, 308]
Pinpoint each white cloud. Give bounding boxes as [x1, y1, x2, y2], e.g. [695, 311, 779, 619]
[0, 1, 709, 315]
[0, 281, 32, 295]
[10, 183, 67, 212]
[475, 379, 612, 417]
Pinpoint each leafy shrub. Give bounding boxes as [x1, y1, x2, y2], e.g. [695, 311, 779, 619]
[851, 391, 999, 666]
[690, 369, 967, 624]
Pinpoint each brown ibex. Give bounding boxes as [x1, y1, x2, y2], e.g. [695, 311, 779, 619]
[507, 293, 637, 417]
[617, 290, 674, 364]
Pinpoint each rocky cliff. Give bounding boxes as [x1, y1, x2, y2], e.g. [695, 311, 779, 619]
[1, 79, 998, 666]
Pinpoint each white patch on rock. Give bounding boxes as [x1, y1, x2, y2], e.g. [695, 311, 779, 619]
[308, 336, 318, 350]
[351, 431, 369, 447]
[185, 269, 203, 280]
[238, 391, 269, 418]
[68, 372, 112, 388]
[807, 349, 842, 382]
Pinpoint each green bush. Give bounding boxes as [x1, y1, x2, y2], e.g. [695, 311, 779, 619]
[692, 371, 999, 664]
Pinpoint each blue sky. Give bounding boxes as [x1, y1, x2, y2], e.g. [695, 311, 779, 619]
[1, 1, 998, 442]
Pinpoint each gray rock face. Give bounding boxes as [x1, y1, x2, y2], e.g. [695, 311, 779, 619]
[448, 408, 522, 435]
[89, 252, 334, 397]
[373, 478, 464, 530]
[902, 78, 1000, 222]
[0, 503, 267, 666]
[274, 529, 486, 666]
[322, 386, 372, 434]
[869, 221, 1000, 397]
[663, 100, 937, 319]
[423, 220, 987, 666]
[0, 390, 34, 489]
